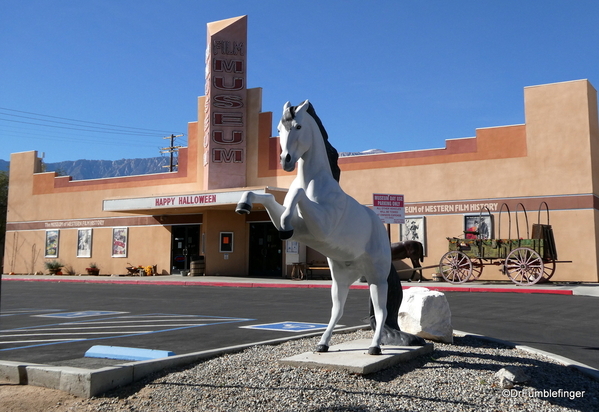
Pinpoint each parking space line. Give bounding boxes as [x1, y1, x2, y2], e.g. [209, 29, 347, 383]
[34, 311, 127, 318]
[2, 324, 204, 331]
[0, 338, 91, 344]
[0, 309, 63, 317]
[0, 312, 254, 351]
[65, 319, 216, 324]
[3, 331, 156, 337]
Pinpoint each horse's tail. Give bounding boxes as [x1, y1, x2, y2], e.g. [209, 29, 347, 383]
[419, 242, 424, 262]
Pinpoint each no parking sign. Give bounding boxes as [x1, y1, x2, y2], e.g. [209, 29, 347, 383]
[373, 193, 405, 224]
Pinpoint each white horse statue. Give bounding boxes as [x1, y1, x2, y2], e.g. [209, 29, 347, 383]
[236, 100, 423, 354]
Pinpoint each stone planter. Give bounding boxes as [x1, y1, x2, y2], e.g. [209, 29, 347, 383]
[86, 268, 100, 275]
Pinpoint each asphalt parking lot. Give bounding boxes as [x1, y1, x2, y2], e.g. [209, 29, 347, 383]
[444, 291, 599, 370]
[1, 279, 598, 371]
[0, 281, 372, 367]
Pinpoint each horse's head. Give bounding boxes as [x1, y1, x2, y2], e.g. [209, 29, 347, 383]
[278, 100, 312, 172]
[278, 100, 341, 181]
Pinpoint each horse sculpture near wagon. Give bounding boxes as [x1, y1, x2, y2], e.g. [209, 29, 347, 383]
[236, 100, 424, 354]
[391, 240, 425, 282]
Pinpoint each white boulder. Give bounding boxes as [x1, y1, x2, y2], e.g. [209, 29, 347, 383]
[398, 287, 453, 343]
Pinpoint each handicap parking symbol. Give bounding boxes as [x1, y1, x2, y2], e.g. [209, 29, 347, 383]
[241, 321, 342, 333]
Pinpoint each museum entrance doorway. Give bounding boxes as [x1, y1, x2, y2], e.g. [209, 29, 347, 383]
[171, 225, 201, 275]
[248, 222, 282, 277]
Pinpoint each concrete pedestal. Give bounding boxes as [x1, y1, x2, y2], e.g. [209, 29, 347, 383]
[279, 338, 433, 375]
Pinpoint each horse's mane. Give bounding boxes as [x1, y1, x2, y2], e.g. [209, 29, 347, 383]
[285, 102, 341, 182]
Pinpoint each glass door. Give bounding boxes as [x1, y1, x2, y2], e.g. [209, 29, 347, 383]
[248, 222, 282, 277]
[171, 225, 201, 274]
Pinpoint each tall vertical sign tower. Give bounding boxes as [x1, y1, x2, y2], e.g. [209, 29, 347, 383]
[204, 16, 248, 189]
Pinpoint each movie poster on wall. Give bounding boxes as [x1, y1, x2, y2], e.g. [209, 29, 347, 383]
[464, 215, 493, 239]
[77, 228, 93, 258]
[399, 216, 426, 256]
[45, 229, 59, 258]
[112, 227, 128, 257]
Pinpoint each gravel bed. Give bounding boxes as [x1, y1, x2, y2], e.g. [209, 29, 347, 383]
[65, 330, 597, 412]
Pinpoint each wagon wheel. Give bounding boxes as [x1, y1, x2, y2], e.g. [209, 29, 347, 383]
[468, 258, 484, 281]
[439, 251, 472, 284]
[536, 258, 556, 283]
[504, 248, 545, 285]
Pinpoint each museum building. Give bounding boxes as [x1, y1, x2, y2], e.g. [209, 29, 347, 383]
[4, 16, 599, 283]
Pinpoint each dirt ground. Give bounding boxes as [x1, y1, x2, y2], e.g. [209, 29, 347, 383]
[0, 380, 155, 411]
[0, 383, 82, 412]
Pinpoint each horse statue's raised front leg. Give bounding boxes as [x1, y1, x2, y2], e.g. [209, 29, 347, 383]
[235, 191, 255, 215]
[279, 189, 300, 240]
[237, 190, 300, 240]
[237, 191, 283, 216]
[280, 187, 340, 242]
[236, 191, 290, 236]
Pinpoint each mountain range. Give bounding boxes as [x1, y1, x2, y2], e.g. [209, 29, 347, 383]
[0, 149, 384, 180]
[0, 157, 172, 180]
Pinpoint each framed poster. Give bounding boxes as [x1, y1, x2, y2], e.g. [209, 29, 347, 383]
[286, 240, 299, 254]
[219, 232, 234, 253]
[112, 227, 128, 257]
[464, 215, 493, 239]
[45, 230, 60, 258]
[399, 216, 426, 255]
[77, 228, 93, 258]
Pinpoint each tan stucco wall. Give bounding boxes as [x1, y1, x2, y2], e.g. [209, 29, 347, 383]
[4, 80, 599, 282]
[334, 79, 599, 282]
[201, 210, 248, 276]
[3, 88, 270, 276]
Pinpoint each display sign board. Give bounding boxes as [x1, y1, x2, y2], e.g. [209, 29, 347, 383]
[373, 193, 405, 224]
[103, 189, 265, 212]
[204, 15, 248, 189]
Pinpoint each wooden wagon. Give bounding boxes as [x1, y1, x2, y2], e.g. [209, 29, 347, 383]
[438, 202, 564, 285]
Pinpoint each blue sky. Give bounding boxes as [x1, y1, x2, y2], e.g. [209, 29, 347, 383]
[2, 1, 599, 164]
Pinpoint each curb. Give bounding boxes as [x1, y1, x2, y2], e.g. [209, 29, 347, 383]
[0, 325, 367, 398]
[1, 276, 577, 295]
[404, 286, 573, 295]
[453, 330, 599, 382]
[2, 326, 597, 397]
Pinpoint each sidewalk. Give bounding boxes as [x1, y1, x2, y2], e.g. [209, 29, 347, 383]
[3, 273, 598, 297]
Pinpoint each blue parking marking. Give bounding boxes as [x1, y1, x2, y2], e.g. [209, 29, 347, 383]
[34, 310, 127, 318]
[241, 321, 340, 333]
[85, 345, 176, 361]
[0, 312, 255, 351]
